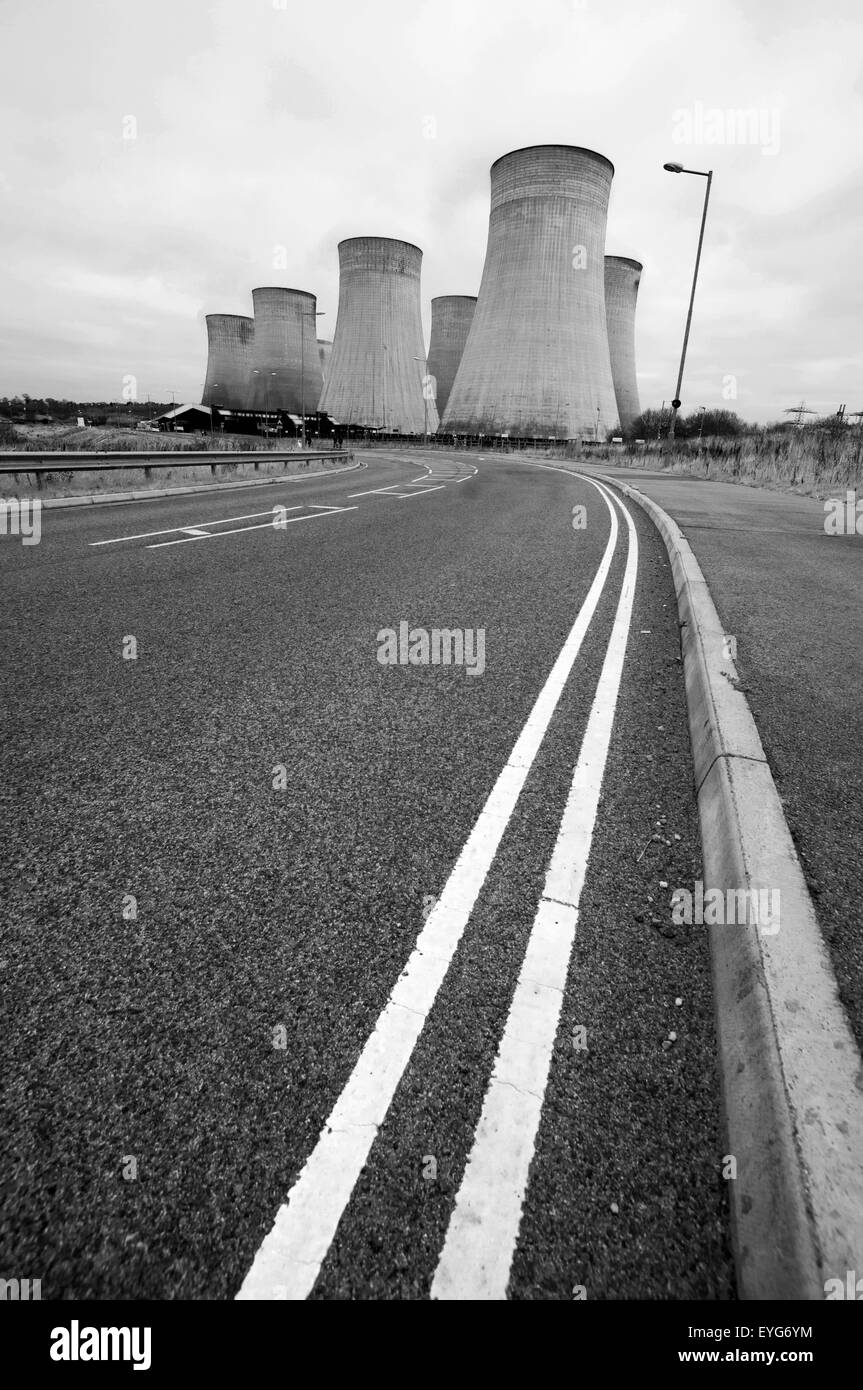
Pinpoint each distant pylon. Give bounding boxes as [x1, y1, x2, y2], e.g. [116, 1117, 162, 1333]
[784, 401, 816, 429]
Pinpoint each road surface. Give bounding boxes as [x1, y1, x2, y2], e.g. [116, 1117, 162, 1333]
[0, 449, 733, 1299]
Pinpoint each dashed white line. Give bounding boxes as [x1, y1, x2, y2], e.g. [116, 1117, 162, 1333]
[146, 507, 357, 548]
[398, 485, 446, 500]
[346, 486, 404, 498]
[431, 479, 638, 1299]
[235, 477, 620, 1301]
[89, 507, 303, 545]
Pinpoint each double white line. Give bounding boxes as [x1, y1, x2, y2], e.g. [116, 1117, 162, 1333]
[236, 476, 637, 1300]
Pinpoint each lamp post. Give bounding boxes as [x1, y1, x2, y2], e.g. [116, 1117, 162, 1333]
[413, 355, 432, 446]
[251, 370, 276, 437]
[662, 161, 713, 442]
[300, 309, 325, 448]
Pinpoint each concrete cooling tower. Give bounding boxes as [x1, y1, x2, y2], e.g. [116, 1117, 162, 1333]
[319, 237, 439, 434]
[249, 287, 323, 414]
[427, 296, 477, 418]
[605, 257, 642, 433]
[317, 339, 333, 389]
[442, 145, 619, 439]
[201, 314, 254, 409]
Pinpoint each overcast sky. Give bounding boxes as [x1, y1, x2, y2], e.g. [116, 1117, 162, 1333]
[1, 0, 860, 421]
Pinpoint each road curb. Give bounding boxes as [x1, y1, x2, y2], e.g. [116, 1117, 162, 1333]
[26, 455, 363, 509]
[601, 473, 863, 1301]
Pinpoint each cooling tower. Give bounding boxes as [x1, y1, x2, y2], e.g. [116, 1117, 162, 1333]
[201, 314, 254, 409]
[442, 145, 619, 439]
[317, 339, 333, 390]
[319, 238, 439, 434]
[249, 287, 323, 414]
[605, 257, 642, 433]
[427, 296, 477, 417]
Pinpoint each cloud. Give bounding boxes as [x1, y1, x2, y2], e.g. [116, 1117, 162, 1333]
[0, 0, 860, 418]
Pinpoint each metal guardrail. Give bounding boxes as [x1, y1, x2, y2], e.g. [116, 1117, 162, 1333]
[0, 450, 351, 474]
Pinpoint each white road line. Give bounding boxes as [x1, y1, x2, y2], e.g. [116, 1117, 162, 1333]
[347, 486, 403, 499]
[398, 485, 446, 500]
[146, 507, 357, 548]
[89, 507, 304, 546]
[431, 480, 639, 1300]
[235, 479, 620, 1301]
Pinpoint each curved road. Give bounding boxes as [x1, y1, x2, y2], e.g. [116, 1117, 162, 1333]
[0, 450, 733, 1299]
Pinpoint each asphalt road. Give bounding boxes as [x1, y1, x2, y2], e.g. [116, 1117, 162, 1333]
[0, 449, 733, 1299]
[584, 465, 863, 1054]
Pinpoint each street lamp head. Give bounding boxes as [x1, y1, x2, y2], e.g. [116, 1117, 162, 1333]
[663, 161, 684, 173]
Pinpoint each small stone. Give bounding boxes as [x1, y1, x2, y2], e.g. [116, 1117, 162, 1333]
[675, 997, 683, 1007]
[668, 1031, 677, 1042]
[610, 1202, 619, 1214]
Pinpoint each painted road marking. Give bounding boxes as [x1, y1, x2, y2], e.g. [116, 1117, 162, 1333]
[89, 507, 303, 546]
[146, 507, 357, 548]
[431, 480, 639, 1300]
[235, 478, 620, 1301]
[399, 485, 446, 500]
[347, 486, 404, 498]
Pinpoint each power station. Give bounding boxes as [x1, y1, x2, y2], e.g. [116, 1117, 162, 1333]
[201, 314, 254, 410]
[196, 148, 649, 443]
[248, 287, 323, 416]
[426, 296, 477, 418]
[442, 145, 619, 440]
[319, 237, 439, 435]
[605, 256, 642, 434]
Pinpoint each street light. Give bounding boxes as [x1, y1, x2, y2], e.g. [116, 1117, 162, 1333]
[251, 370, 276, 437]
[663, 161, 713, 442]
[413, 355, 433, 446]
[300, 309, 325, 449]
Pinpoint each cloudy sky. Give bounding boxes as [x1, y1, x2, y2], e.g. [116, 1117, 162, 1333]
[1, 0, 860, 421]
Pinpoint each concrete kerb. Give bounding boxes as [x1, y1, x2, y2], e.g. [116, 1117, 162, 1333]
[15, 454, 364, 510]
[601, 473, 863, 1302]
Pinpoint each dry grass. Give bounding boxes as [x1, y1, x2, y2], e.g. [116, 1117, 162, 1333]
[606, 431, 863, 497]
[0, 423, 323, 454]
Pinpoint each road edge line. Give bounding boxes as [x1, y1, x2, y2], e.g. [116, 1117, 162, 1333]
[600, 471, 863, 1302]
